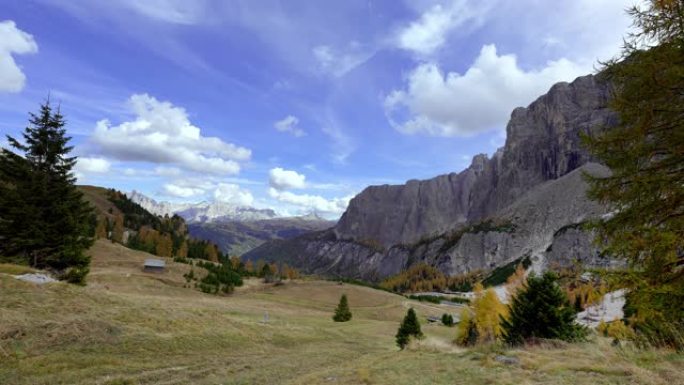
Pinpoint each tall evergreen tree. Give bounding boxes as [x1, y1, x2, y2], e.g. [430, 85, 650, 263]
[332, 294, 352, 322]
[501, 273, 586, 345]
[0, 100, 94, 284]
[395, 308, 422, 349]
[582, 0, 684, 348]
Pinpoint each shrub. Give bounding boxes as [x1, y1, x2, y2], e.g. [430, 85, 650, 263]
[441, 313, 454, 327]
[501, 272, 587, 345]
[333, 294, 352, 322]
[396, 308, 422, 349]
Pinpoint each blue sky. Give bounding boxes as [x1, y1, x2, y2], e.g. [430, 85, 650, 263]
[0, 0, 634, 218]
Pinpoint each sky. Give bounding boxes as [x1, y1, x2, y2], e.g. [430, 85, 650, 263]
[0, 0, 635, 218]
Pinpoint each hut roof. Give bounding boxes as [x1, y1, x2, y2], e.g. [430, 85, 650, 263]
[144, 259, 166, 268]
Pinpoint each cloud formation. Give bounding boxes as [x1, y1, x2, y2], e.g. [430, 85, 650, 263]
[274, 115, 305, 137]
[74, 157, 111, 174]
[163, 183, 205, 198]
[213, 183, 254, 206]
[385, 44, 584, 136]
[269, 167, 306, 190]
[91, 94, 251, 175]
[312, 44, 374, 77]
[268, 188, 351, 215]
[0, 20, 38, 93]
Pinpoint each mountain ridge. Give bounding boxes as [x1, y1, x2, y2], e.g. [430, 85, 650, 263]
[244, 74, 619, 280]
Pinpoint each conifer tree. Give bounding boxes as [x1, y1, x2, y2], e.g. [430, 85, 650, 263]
[501, 273, 586, 345]
[333, 294, 352, 322]
[582, 0, 684, 348]
[395, 308, 422, 349]
[0, 100, 94, 284]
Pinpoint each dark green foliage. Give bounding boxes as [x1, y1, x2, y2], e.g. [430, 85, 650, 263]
[408, 294, 470, 304]
[106, 190, 161, 230]
[333, 294, 352, 322]
[441, 313, 454, 327]
[501, 273, 587, 345]
[260, 263, 273, 279]
[195, 260, 243, 294]
[482, 256, 531, 287]
[395, 308, 422, 349]
[0, 101, 94, 284]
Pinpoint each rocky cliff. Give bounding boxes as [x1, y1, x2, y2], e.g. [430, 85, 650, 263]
[244, 74, 618, 280]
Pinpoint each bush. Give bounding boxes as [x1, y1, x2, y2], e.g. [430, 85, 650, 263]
[396, 308, 422, 349]
[501, 272, 587, 345]
[333, 294, 352, 322]
[62, 266, 89, 285]
[441, 313, 454, 327]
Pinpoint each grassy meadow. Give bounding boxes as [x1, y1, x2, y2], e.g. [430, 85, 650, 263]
[0, 240, 682, 385]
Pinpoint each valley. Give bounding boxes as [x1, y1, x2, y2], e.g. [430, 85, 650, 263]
[1, 240, 681, 385]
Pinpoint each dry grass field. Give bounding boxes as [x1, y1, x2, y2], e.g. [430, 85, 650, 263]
[0, 240, 682, 384]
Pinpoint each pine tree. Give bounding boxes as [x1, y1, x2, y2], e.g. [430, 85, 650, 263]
[395, 308, 422, 349]
[501, 273, 586, 345]
[0, 100, 94, 284]
[441, 313, 454, 327]
[581, 0, 684, 348]
[332, 294, 352, 322]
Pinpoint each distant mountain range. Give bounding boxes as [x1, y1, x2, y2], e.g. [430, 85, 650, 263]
[128, 190, 278, 222]
[128, 191, 334, 255]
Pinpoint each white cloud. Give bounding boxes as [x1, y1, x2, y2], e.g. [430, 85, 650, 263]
[274, 115, 305, 137]
[75, 157, 111, 173]
[213, 183, 254, 206]
[91, 94, 251, 175]
[269, 167, 306, 191]
[268, 187, 351, 215]
[154, 166, 182, 177]
[118, 0, 207, 24]
[385, 44, 585, 137]
[163, 183, 205, 198]
[0, 20, 38, 93]
[320, 108, 355, 164]
[312, 43, 374, 77]
[396, 1, 489, 56]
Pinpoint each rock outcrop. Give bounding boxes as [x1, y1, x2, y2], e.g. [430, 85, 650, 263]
[244, 74, 618, 280]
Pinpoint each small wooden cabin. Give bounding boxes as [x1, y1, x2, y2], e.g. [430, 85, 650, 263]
[143, 258, 166, 273]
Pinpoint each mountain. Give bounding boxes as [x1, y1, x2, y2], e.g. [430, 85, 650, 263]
[128, 191, 334, 255]
[128, 190, 277, 222]
[188, 216, 335, 256]
[244, 74, 623, 281]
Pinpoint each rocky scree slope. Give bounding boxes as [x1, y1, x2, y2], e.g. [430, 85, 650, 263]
[244, 75, 619, 281]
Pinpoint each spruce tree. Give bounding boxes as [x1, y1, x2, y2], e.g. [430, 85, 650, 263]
[501, 273, 586, 345]
[0, 100, 94, 284]
[582, 0, 684, 348]
[395, 307, 422, 349]
[333, 294, 352, 322]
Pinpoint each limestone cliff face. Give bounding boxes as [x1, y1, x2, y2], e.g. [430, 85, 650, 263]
[244, 75, 618, 280]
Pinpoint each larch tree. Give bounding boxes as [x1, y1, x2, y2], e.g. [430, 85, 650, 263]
[582, 0, 684, 348]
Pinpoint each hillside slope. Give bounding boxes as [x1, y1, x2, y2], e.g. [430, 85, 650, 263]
[1, 239, 680, 384]
[245, 74, 618, 280]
